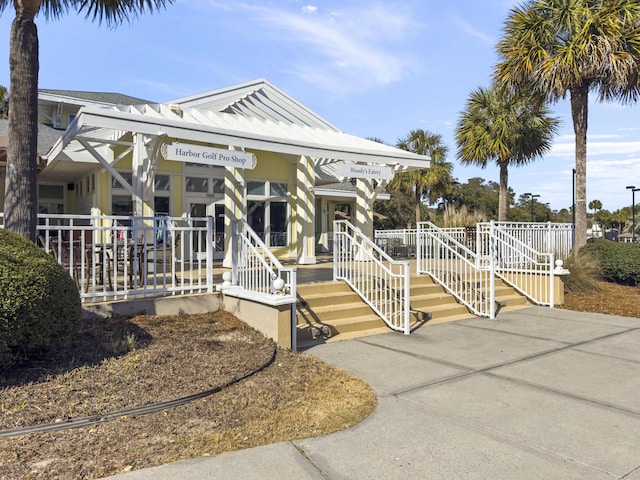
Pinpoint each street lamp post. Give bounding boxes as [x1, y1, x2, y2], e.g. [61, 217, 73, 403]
[524, 192, 541, 222]
[627, 185, 640, 242]
[572, 168, 576, 243]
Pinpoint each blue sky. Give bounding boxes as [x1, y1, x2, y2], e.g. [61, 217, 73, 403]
[1, 0, 639, 212]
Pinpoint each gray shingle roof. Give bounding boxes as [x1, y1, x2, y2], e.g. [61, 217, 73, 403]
[39, 89, 154, 105]
[0, 119, 62, 157]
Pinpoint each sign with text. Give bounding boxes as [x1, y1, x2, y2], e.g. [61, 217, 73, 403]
[335, 162, 394, 181]
[163, 143, 256, 169]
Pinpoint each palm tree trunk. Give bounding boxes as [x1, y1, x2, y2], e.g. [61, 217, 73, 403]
[570, 84, 589, 249]
[5, 7, 39, 243]
[498, 161, 509, 221]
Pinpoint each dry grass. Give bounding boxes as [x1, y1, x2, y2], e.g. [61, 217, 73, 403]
[0, 311, 376, 480]
[560, 280, 640, 318]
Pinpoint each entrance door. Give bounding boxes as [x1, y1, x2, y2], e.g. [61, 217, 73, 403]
[188, 201, 225, 261]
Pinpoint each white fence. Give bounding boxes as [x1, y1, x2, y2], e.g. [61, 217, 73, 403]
[334, 220, 411, 334]
[377, 223, 572, 261]
[478, 222, 573, 261]
[417, 222, 496, 318]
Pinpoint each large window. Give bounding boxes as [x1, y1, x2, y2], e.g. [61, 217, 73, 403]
[247, 180, 289, 247]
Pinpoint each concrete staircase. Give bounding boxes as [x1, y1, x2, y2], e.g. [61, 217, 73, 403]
[296, 274, 529, 346]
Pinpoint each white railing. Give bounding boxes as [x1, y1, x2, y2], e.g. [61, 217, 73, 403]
[374, 229, 417, 257]
[226, 219, 297, 305]
[477, 222, 555, 306]
[226, 219, 297, 350]
[1, 214, 214, 303]
[478, 222, 573, 261]
[417, 222, 496, 318]
[334, 220, 411, 334]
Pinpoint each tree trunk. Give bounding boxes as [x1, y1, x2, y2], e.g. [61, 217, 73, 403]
[5, 7, 39, 243]
[570, 84, 589, 249]
[498, 161, 509, 222]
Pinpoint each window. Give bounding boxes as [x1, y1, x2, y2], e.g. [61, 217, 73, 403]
[247, 180, 289, 247]
[186, 177, 208, 193]
[154, 174, 171, 215]
[111, 171, 133, 215]
[38, 184, 65, 216]
[112, 195, 133, 215]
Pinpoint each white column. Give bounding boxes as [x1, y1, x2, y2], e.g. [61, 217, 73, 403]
[132, 133, 147, 217]
[355, 178, 374, 239]
[223, 166, 246, 268]
[296, 155, 316, 264]
[317, 196, 330, 253]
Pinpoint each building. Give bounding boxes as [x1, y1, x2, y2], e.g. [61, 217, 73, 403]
[1, 79, 430, 265]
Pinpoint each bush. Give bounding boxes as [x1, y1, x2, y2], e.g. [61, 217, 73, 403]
[0, 229, 82, 368]
[582, 239, 640, 285]
[561, 249, 602, 294]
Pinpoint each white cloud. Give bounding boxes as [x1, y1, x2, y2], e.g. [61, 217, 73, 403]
[452, 16, 495, 44]
[227, 3, 421, 95]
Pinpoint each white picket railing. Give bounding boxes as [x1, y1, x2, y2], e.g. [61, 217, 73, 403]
[1, 214, 214, 303]
[334, 220, 411, 334]
[477, 222, 555, 306]
[222, 219, 297, 350]
[417, 222, 496, 318]
[478, 222, 573, 261]
[225, 219, 297, 304]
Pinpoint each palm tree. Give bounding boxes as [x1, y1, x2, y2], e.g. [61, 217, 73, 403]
[455, 84, 559, 221]
[0, 85, 8, 119]
[0, 1, 173, 242]
[390, 129, 452, 226]
[495, 0, 640, 248]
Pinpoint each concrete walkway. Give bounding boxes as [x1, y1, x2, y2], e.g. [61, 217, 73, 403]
[104, 306, 640, 479]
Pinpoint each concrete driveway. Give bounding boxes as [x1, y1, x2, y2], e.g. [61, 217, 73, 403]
[105, 306, 640, 480]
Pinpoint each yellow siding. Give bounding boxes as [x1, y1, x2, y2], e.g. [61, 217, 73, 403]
[246, 151, 290, 181]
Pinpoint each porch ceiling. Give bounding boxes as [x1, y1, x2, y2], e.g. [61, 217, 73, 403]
[44, 103, 431, 176]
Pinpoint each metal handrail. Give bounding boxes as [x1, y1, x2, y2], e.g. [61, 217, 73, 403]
[333, 220, 411, 334]
[228, 219, 297, 350]
[478, 221, 555, 307]
[417, 222, 496, 318]
[229, 219, 296, 301]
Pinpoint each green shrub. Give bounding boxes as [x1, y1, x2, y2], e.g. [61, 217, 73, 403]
[0, 229, 82, 368]
[561, 248, 602, 294]
[582, 239, 640, 285]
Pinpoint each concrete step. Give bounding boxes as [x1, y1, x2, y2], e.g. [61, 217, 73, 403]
[297, 313, 386, 342]
[295, 274, 532, 345]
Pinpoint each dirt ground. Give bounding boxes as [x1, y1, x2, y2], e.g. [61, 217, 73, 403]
[0, 311, 376, 479]
[0, 281, 637, 480]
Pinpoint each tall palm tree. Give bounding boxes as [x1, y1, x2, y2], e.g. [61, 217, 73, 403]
[495, 0, 640, 248]
[455, 84, 559, 221]
[0, 85, 8, 119]
[390, 129, 452, 226]
[0, 1, 173, 242]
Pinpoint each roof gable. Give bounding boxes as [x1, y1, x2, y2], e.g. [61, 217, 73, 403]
[170, 79, 339, 131]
